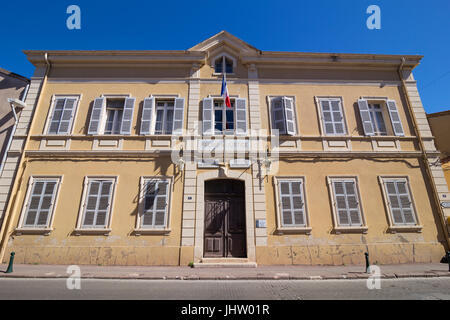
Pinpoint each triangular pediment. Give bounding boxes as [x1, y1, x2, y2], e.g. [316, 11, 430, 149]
[188, 31, 259, 55]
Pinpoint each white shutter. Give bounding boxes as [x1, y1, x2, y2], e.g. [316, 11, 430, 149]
[24, 180, 58, 228]
[387, 100, 405, 136]
[48, 99, 65, 134]
[172, 98, 185, 135]
[49, 98, 77, 134]
[320, 99, 346, 135]
[333, 181, 350, 226]
[331, 100, 345, 134]
[235, 98, 247, 135]
[384, 179, 416, 225]
[332, 180, 362, 226]
[279, 181, 292, 226]
[202, 98, 214, 135]
[271, 97, 286, 134]
[357, 99, 375, 136]
[83, 181, 99, 227]
[120, 97, 135, 135]
[96, 181, 113, 227]
[88, 97, 105, 134]
[140, 97, 155, 135]
[278, 180, 306, 227]
[155, 181, 168, 227]
[344, 181, 362, 226]
[320, 100, 334, 135]
[24, 181, 45, 226]
[60, 98, 77, 134]
[141, 179, 169, 228]
[82, 180, 113, 228]
[283, 97, 296, 135]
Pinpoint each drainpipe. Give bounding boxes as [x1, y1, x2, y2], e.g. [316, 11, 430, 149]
[0, 53, 51, 262]
[397, 57, 450, 250]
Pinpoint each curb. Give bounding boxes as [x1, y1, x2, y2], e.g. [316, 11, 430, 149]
[1, 273, 449, 280]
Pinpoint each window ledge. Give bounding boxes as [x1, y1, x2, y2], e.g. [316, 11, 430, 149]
[333, 226, 368, 234]
[15, 228, 53, 235]
[387, 225, 423, 233]
[197, 162, 219, 168]
[73, 228, 111, 236]
[91, 135, 127, 138]
[41, 135, 71, 138]
[212, 73, 235, 76]
[132, 228, 171, 236]
[275, 227, 312, 235]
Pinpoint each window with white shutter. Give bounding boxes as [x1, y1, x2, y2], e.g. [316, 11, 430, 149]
[381, 178, 417, 226]
[270, 96, 297, 135]
[47, 97, 79, 135]
[358, 99, 405, 136]
[80, 178, 116, 229]
[202, 98, 247, 135]
[277, 178, 307, 227]
[329, 178, 364, 227]
[139, 178, 171, 229]
[140, 98, 185, 135]
[318, 98, 347, 135]
[88, 97, 136, 135]
[20, 177, 60, 229]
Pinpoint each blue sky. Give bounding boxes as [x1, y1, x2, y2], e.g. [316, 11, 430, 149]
[1, 0, 449, 113]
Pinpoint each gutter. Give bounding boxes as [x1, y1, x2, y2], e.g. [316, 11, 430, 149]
[397, 57, 450, 250]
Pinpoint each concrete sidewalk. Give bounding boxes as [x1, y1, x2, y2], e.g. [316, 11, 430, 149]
[1, 263, 450, 280]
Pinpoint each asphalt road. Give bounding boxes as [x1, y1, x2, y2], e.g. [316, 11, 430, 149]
[0, 277, 449, 300]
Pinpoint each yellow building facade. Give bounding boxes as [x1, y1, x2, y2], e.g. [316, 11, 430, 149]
[0, 31, 449, 266]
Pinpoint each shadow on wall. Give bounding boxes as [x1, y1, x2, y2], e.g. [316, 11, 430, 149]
[0, 77, 26, 91]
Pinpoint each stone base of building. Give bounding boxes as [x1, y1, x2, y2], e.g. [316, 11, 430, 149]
[255, 243, 446, 265]
[2, 242, 446, 266]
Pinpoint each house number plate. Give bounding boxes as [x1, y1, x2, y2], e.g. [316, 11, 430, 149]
[256, 219, 267, 228]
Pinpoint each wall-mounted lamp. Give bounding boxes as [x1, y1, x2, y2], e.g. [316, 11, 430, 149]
[263, 148, 272, 171]
[176, 148, 185, 172]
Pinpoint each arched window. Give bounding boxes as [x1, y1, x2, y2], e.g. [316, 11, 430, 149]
[214, 56, 233, 74]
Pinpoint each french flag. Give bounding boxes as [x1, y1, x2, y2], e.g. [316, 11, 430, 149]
[221, 74, 232, 108]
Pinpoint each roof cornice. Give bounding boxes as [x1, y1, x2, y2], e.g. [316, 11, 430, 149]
[23, 50, 422, 69]
[22, 30, 423, 70]
[23, 50, 206, 67]
[241, 52, 422, 69]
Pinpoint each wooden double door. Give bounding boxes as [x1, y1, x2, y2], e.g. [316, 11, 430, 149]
[204, 180, 246, 258]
